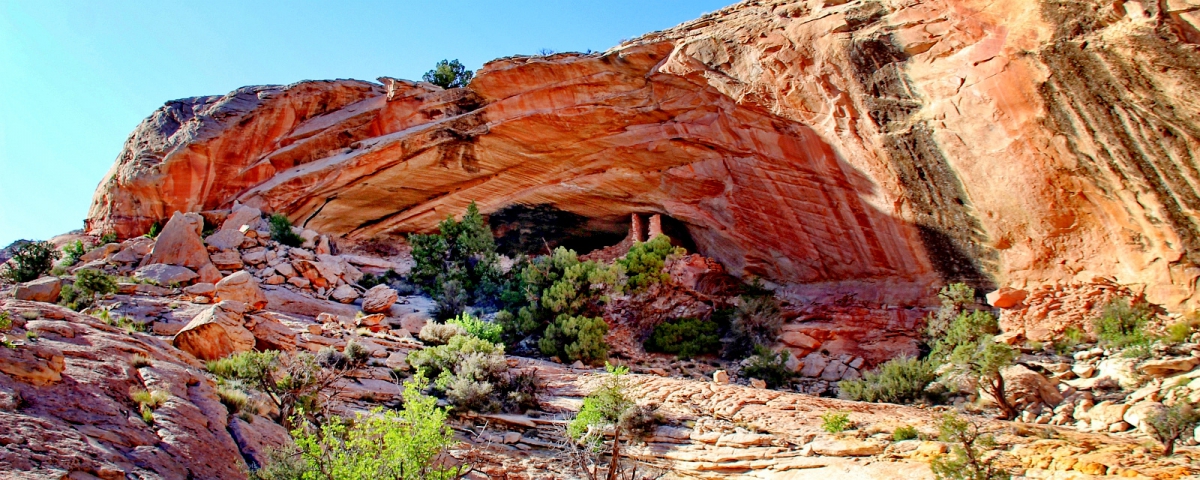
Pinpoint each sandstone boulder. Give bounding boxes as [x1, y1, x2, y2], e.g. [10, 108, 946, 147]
[221, 204, 262, 232]
[79, 243, 120, 263]
[0, 341, 64, 385]
[1139, 357, 1200, 377]
[142, 211, 220, 283]
[361, 284, 398, 313]
[1000, 365, 1063, 407]
[205, 229, 245, 251]
[215, 271, 268, 310]
[183, 282, 217, 297]
[245, 314, 296, 351]
[1123, 401, 1167, 435]
[329, 284, 359, 303]
[780, 329, 821, 350]
[986, 288, 1028, 309]
[134, 264, 199, 286]
[12, 277, 62, 303]
[228, 414, 291, 470]
[173, 301, 256, 361]
[211, 250, 245, 270]
[810, 437, 884, 457]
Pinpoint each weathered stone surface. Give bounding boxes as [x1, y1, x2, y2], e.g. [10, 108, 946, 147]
[205, 229, 245, 251]
[987, 288, 1028, 309]
[141, 212, 220, 283]
[134, 263, 198, 286]
[329, 284, 359, 303]
[172, 301, 255, 361]
[79, 243, 120, 263]
[215, 271, 268, 310]
[210, 250, 245, 270]
[183, 282, 217, 297]
[1000, 365, 1063, 408]
[0, 341, 64, 385]
[1139, 357, 1200, 377]
[361, 284, 398, 313]
[228, 415, 290, 470]
[86, 0, 1200, 312]
[13, 277, 62, 303]
[810, 437, 885, 457]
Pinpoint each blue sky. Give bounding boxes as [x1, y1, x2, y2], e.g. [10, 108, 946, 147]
[0, 0, 732, 247]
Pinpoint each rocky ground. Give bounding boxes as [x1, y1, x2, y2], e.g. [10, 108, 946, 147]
[2, 205, 1199, 479]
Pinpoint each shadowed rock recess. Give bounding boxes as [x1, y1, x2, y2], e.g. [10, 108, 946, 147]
[88, 0, 1200, 309]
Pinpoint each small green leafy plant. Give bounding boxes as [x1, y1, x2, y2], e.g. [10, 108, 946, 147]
[820, 411, 852, 434]
[540, 315, 609, 365]
[447, 312, 503, 345]
[1093, 297, 1156, 349]
[268, 214, 303, 247]
[61, 269, 119, 311]
[839, 356, 937, 404]
[1, 241, 60, 283]
[61, 240, 87, 266]
[893, 425, 919, 441]
[1144, 399, 1200, 456]
[742, 345, 793, 389]
[422, 59, 474, 89]
[131, 388, 169, 425]
[617, 235, 681, 293]
[930, 413, 1010, 480]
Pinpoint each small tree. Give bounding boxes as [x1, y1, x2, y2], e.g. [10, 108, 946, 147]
[1145, 399, 1200, 456]
[207, 350, 360, 430]
[930, 413, 1010, 480]
[253, 377, 465, 480]
[269, 214, 303, 248]
[61, 240, 87, 266]
[540, 315, 609, 365]
[950, 341, 1018, 420]
[1, 241, 59, 283]
[1093, 297, 1155, 349]
[724, 295, 783, 358]
[617, 235, 681, 293]
[61, 269, 119, 311]
[564, 364, 659, 480]
[422, 59, 474, 89]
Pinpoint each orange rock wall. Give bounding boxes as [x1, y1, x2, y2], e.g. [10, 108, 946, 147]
[87, 0, 1200, 309]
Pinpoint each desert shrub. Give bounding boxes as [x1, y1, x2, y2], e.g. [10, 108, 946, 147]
[725, 295, 783, 358]
[447, 312, 503, 345]
[268, 214, 303, 248]
[0, 312, 11, 331]
[99, 232, 117, 244]
[1053, 325, 1086, 355]
[499, 247, 620, 341]
[423, 59, 474, 89]
[839, 356, 937, 404]
[216, 384, 251, 416]
[820, 411, 851, 433]
[930, 310, 1001, 360]
[418, 322, 467, 346]
[207, 350, 356, 429]
[1093, 297, 1155, 349]
[567, 364, 659, 473]
[25, 331, 37, 341]
[144, 222, 162, 239]
[357, 270, 394, 290]
[1144, 399, 1200, 456]
[540, 315, 609, 365]
[893, 425, 919, 441]
[1164, 319, 1198, 345]
[930, 413, 1010, 480]
[253, 378, 463, 480]
[644, 317, 720, 359]
[408, 335, 534, 413]
[617, 235, 681, 293]
[1, 241, 59, 283]
[315, 340, 370, 370]
[131, 388, 169, 425]
[409, 202, 503, 309]
[61, 269, 119, 311]
[925, 283, 977, 341]
[61, 240, 87, 266]
[951, 341, 1018, 419]
[742, 345, 793, 388]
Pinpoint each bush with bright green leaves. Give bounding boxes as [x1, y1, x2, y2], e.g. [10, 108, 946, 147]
[446, 312, 503, 345]
[1, 241, 59, 283]
[251, 377, 464, 480]
[268, 214, 303, 248]
[422, 59, 474, 89]
[61, 240, 87, 267]
[60, 269, 119, 311]
[99, 232, 117, 244]
[567, 363, 659, 461]
[644, 317, 720, 359]
[724, 295, 783, 359]
[951, 341, 1019, 419]
[418, 321, 467, 346]
[498, 247, 619, 341]
[820, 411, 851, 433]
[1093, 297, 1157, 349]
[409, 202, 504, 316]
[893, 425, 919, 441]
[407, 334, 538, 413]
[930, 413, 1010, 480]
[617, 235, 681, 293]
[742, 345, 793, 388]
[839, 356, 938, 404]
[207, 349, 357, 429]
[929, 309, 1002, 361]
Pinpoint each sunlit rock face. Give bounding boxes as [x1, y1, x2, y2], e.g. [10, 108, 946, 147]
[88, 0, 1200, 308]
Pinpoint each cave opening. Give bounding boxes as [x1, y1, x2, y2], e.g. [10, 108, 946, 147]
[487, 204, 698, 258]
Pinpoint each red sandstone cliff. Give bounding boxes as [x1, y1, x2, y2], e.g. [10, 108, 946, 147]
[87, 0, 1200, 309]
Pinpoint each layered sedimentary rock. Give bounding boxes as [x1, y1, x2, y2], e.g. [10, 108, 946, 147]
[88, 0, 1200, 308]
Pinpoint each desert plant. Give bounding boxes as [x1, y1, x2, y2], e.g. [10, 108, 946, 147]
[144, 222, 162, 239]
[931, 310, 1002, 360]
[61, 269, 119, 311]
[216, 384, 251, 416]
[952, 341, 1019, 420]
[565, 363, 659, 480]
[930, 413, 1010, 480]
[315, 339, 370, 370]
[1093, 297, 1155, 349]
[725, 295, 783, 358]
[893, 425, 919, 441]
[446, 312, 503, 345]
[423, 59, 474, 88]
[206, 350, 357, 429]
[644, 317, 720, 359]
[1144, 399, 1200, 456]
[61, 240, 87, 266]
[131, 388, 169, 425]
[926, 283, 977, 340]
[253, 377, 464, 480]
[0, 312, 10, 331]
[1, 241, 59, 283]
[99, 232, 117, 244]
[540, 315, 609, 365]
[408, 334, 533, 413]
[742, 345, 793, 388]
[839, 356, 937, 404]
[820, 411, 852, 433]
[1165, 320, 1198, 345]
[409, 202, 503, 308]
[268, 214, 303, 247]
[617, 234, 680, 293]
[24, 331, 37, 341]
[418, 321, 467, 346]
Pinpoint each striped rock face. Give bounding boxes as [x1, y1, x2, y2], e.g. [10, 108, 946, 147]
[88, 0, 1200, 309]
